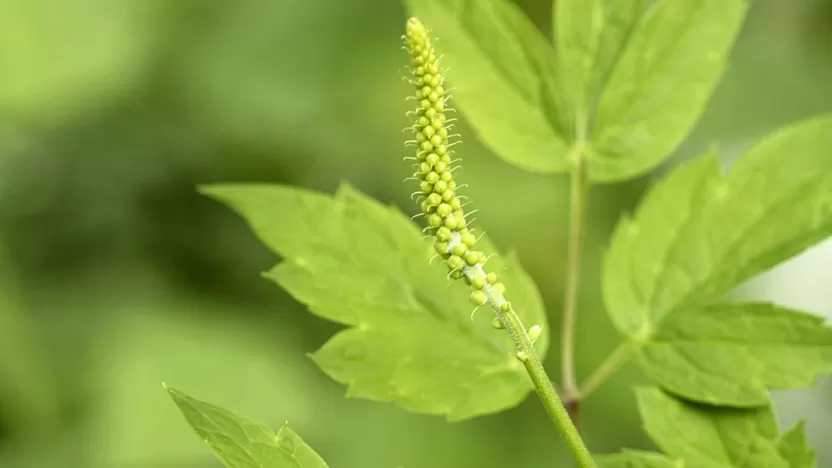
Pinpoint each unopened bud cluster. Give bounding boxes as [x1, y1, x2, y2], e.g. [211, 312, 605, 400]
[403, 18, 509, 313]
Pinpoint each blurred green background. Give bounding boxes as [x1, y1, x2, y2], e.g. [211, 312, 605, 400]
[1, 0, 831, 466]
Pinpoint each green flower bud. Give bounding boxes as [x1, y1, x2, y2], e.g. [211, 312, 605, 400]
[427, 214, 442, 227]
[433, 180, 448, 193]
[436, 203, 452, 217]
[493, 283, 506, 294]
[491, 317, 504, 329]
[446, 255, 464, 271]
[486, 272, 497, 284]
[472, 276, 486, 290]
[461, 232, 477, 247]
[436, 226, 452, 241]
[470, 290, 487, 306]
[452, 243, 468, 257]
[465, 251, 482, 266]
[434, 241, 449, 255]
[528, 325, 542, 344]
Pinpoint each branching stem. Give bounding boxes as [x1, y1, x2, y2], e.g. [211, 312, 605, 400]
[578, 340, 635, 400]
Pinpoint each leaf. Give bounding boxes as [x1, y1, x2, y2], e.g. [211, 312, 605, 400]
[588, 0, 749, 181]
[638, 303, 832, 406]
[553, 0, 604, 133]
[651, 303, 832, 402]
[587, 0, 651, 105]
[596, 449, 682, 468]
[553, 0, 651, 135]
[636, 387, 789, 468]
[406, 0, 571, 173]
[201, 183, 548, 420]
[777, 422, 816, 468]
[603, 115, 832, 404]
[166, 386, 329, 468]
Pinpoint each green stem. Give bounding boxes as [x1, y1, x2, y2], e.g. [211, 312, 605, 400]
[578, 340, 635, 400]
[496, 308, 596, 467]
[562, 143, 589, 421]
[459, 257, 594, 464]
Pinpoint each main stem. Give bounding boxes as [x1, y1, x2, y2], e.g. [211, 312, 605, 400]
[562, 144, 588, 422]
[498, 308, 596, 467]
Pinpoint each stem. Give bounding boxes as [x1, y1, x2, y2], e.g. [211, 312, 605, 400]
[561, 143, 588, 420]
[578, 340, 635, 400]
[499, 308, 596, 468]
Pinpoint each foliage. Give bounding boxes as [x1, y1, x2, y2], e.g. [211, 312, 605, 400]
[144, 0, 831, 466]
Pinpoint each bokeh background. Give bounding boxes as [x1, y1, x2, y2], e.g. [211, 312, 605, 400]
[1, 0, 831, 466]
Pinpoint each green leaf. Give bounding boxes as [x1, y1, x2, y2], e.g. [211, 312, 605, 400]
[588, 0, 749, 181]
[406, 0, 570, 174]
[586, 0, 651, 105]
[553, 0, 604, 133]
[596, 450, 682, 468]
[202, 183, 548, 420]
[603, 115, 832, 404]
[553, 0, 651, 136]
[778, 422, 816, 468]
[636, 387, 789, 468]
[637, 303, 832, 406]
[166, 386, 328, 468]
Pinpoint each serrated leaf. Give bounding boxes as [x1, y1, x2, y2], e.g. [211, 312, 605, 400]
[596, 449, 682, 468]
[406, 0, 571, 174]
[637, 303, 832, 406]
[589, 0, 749, 181]
[603, 115, 832, 405]
[166, 386, 328, 468]
[636, 387, 789, 468]
[778, 422, 816, 468]
[202, 183, 548, 420]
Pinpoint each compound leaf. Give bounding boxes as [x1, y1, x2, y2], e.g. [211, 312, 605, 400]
[166, 386, 328, 468]
[201, 183, 548, 421]
[603, 115, 832, 405]
[406, 0, 571, 173]
[636, 388, 789, 468]
[589, 0, 749, 181]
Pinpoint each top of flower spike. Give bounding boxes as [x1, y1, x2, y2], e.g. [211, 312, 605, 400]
[402, 18, 510, 313]
[406, 17, 427, 38]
